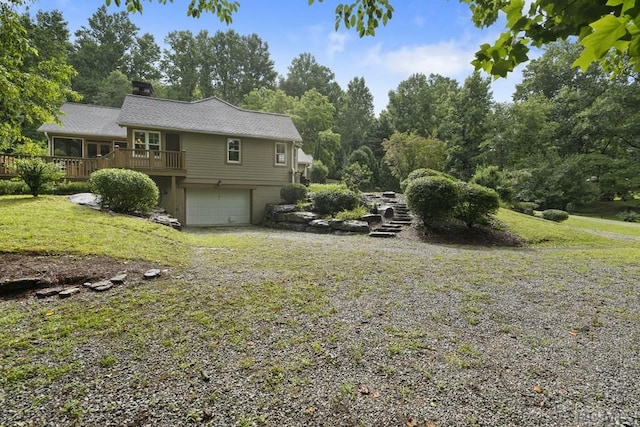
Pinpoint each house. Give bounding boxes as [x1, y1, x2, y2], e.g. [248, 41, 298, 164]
[34, 93, 304, 226]
[297, 148, 313, 182]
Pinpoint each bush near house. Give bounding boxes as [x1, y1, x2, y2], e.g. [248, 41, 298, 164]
[89, 168, 159, 213]
[10, 157, 64, 197]
[0, 180, 29, 195]
[310, 160, 329, 184]
[312, 186, 359, 215]
[280, 183, 308, 204]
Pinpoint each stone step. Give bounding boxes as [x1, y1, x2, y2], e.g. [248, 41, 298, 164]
[380, 223, 403, 229]
[369, 231, 397, 238]
[390, 220, 412, 225]
[393, 215, 412, 220]
[378, 227, 402, 233]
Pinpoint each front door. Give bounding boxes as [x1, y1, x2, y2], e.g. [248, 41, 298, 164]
[87, 142, 112, 158]
[166, 133, 180, 168]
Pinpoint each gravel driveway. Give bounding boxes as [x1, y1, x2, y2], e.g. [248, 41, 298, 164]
[2, 227, 640, 426]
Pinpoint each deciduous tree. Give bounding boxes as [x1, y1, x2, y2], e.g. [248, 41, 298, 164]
[1, 1, 78, 150]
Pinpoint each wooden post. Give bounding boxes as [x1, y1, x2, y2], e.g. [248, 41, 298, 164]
[171, 175, 177, 216]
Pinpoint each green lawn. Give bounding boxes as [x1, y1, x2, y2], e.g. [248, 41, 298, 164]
[2, 196, 640, 425]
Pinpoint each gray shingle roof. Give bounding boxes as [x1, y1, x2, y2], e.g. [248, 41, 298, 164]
[117, 95, 302, 142]
[37, 103, 126, 139]
[297, 148, 313, 164]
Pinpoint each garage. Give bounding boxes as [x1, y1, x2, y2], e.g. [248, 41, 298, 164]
[186, 188, 251, 226]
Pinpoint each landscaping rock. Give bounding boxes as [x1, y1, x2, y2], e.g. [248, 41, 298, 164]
[110, 273, 127, 284]
[68, 193, 102, 210]
[149, 213, 182, 231]
[308, 219, 331, 229]
[329, 220, 370, 233]
[369, 231, 397, 238]
[285, 211, 318, 223]
[361, 214, 383, 224]
[84, 279, 112, 290]
[93, 283, 114, 292]
[381, 206, 395, 218]
[143, 269, 162, 279]
[264, 203, 297, 217]
[59, 287, 81, 298]
[35, 287, 63, 298]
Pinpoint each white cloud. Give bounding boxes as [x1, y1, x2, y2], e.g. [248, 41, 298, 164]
[363, 40, 477, 77]
[414, 15, 425, 27]
[326, 32, 350, 59]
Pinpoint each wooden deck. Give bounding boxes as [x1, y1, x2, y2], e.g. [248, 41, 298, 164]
[0, 148, 187, 179]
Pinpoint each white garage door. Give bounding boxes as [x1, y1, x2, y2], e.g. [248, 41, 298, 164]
[186, 188, 251, 226]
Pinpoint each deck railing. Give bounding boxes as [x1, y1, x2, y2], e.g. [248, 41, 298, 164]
[0, 149, 186, 179]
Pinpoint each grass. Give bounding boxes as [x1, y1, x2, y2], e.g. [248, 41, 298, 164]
[3, 196, 640, 425]
[495, 208, 633, 246]
[573, 198, 640, 220]
[0, 195, 192, 265]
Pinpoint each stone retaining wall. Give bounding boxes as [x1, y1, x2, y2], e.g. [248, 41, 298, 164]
[262, 203, 378, 234]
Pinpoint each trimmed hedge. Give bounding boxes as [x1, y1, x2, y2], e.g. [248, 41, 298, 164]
[400, 168, 453, 193]
[541, 209, 569, 222]
[312, 187, 359, 215]
[280, 183, 308, 204]
[405, 176, 459, 226]
[53, 181, 93, 195]
[454, 182, 500, 227]
[0, 180, 29, 195]
[89, 168, 159, 213]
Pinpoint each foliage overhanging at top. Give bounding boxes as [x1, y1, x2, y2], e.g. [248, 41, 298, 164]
[105, 0, 640, 77]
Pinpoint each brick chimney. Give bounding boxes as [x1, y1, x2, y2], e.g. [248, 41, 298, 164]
[132, 81, 154, 96]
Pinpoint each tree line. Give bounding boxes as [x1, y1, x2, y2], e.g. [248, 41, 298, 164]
[5, 4, 640, 210]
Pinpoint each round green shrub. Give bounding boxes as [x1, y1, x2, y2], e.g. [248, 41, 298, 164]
[280, 183, 308, 204]
[540, 209, 569, 222]
[400, 168, 453, 193]
[405, 176, 459, 227]
[454, 182, 500, 227]
[310, 160, 329, 184]
[89, 168, 159, 213]
[511, 201, 538, 216]
[312, 187, 359, 215]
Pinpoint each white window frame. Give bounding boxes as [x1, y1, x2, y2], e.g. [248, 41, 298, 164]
[275, 142, 287, 166]
[133, 130, 161, 157]
[227, 138, 241, 164]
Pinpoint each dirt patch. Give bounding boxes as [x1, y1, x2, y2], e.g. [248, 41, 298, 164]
[0, 253, 159, 299]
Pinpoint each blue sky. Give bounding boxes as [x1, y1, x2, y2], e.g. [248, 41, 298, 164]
[26, 0, 531, 115]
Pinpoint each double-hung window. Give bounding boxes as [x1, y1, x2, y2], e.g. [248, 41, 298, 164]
[227, 138, 241, 163]
[134, 130, 161, 157]
[275, 142, 287, 166]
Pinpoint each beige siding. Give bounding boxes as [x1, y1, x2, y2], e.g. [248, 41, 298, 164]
[252, 186, 285, 224]
[182, 132, 293, 185]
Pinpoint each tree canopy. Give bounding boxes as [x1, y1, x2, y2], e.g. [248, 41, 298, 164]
[1, 0, 78, 149]
[105, 0, 640, 76]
